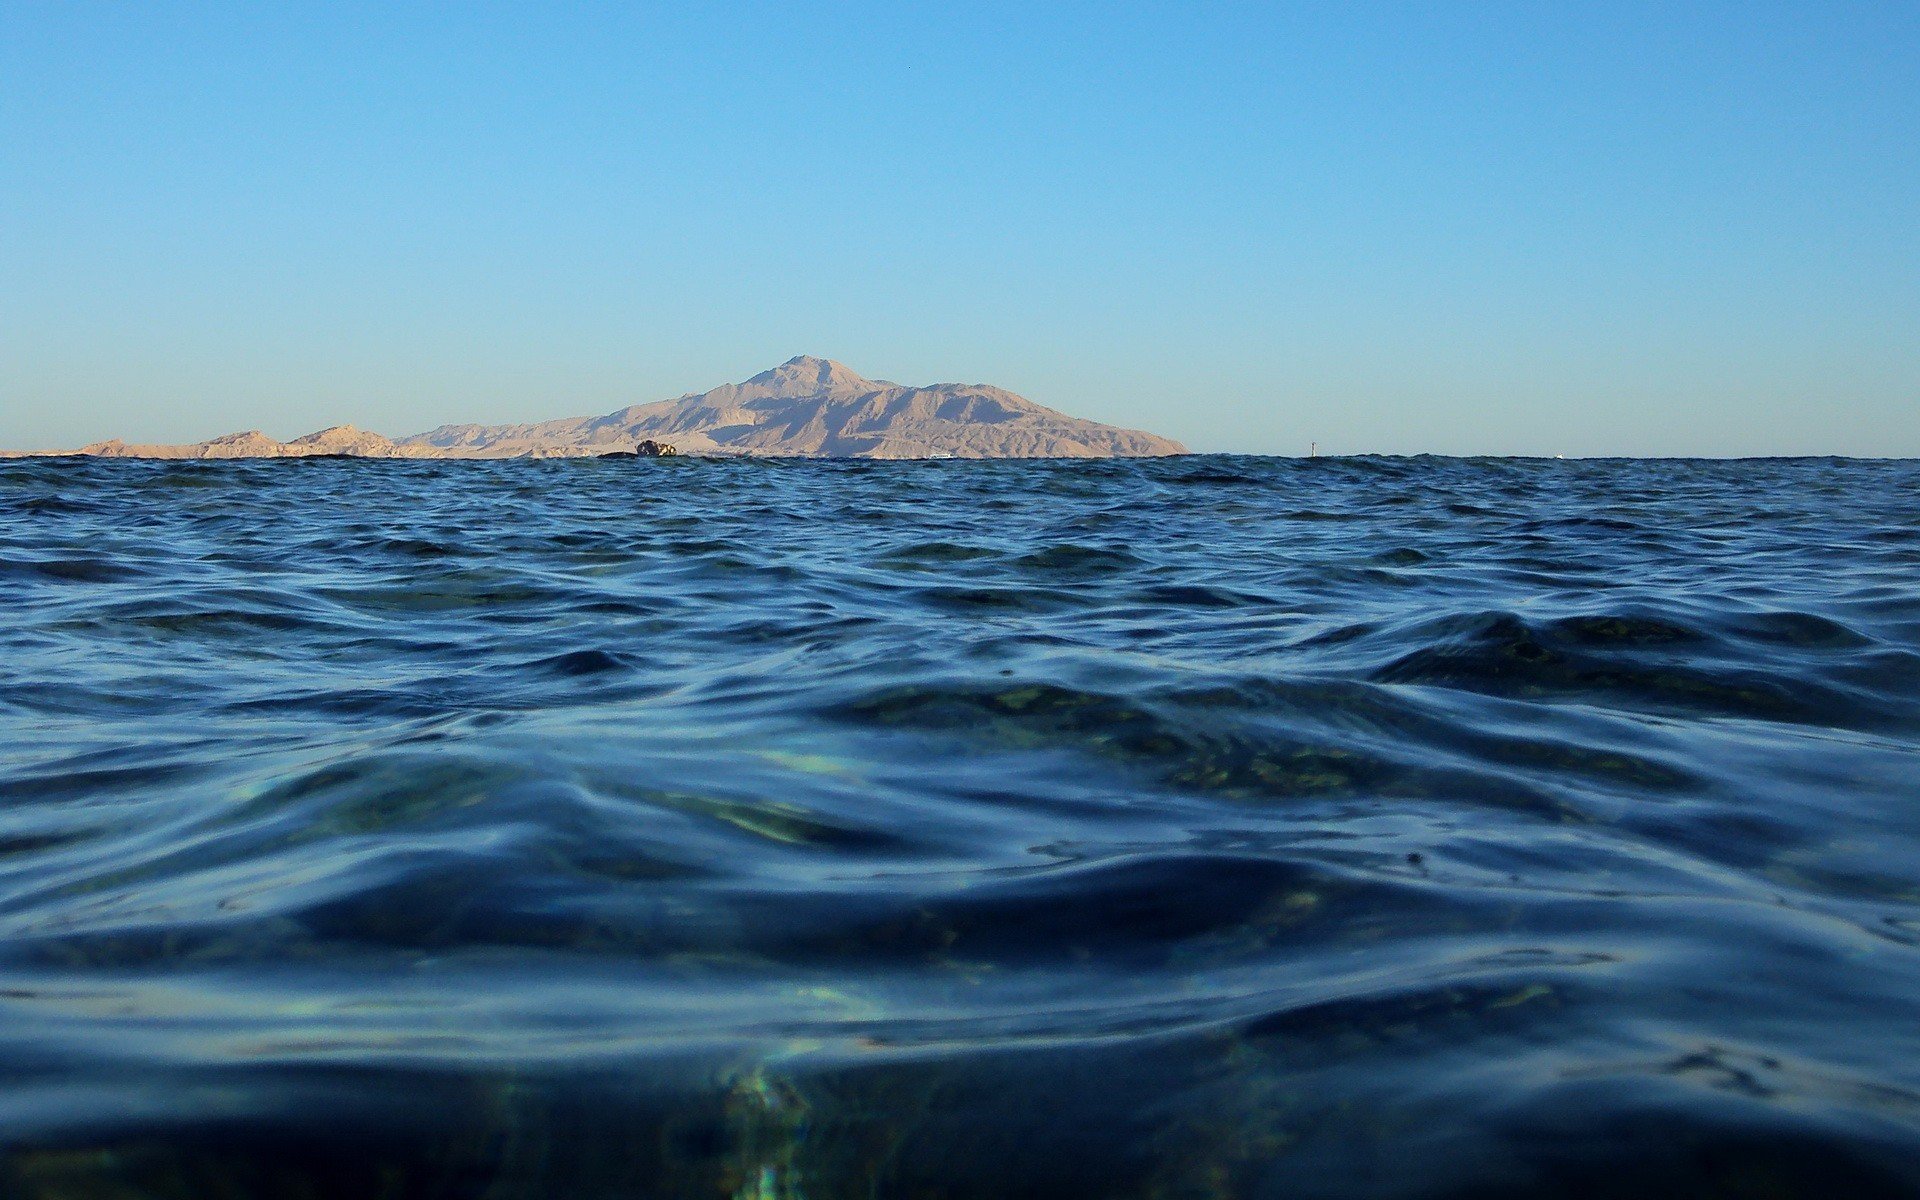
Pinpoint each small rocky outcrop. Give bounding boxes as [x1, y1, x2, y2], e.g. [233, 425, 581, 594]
[68, 425, 423, 459]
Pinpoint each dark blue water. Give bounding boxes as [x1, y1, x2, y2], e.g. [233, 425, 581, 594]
[3, 454, 1920, 1198]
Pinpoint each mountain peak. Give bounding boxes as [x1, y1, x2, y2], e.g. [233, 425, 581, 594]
[743, 356, 881, 398]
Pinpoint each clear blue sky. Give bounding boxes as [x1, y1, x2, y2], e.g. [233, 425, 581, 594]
[3, 2, 1915, 455]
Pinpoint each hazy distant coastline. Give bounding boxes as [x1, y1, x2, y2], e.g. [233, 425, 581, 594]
[7, 357, 1186, 461]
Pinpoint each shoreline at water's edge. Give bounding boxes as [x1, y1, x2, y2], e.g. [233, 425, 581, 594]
[0, 448, 1194, 462]
[10, 450, 1920, 463]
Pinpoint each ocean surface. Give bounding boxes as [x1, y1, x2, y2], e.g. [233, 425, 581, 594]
[3, 454, 1919, 1199]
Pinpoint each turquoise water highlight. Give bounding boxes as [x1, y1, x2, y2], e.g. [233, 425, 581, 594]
[3, 455, 1919, 1197]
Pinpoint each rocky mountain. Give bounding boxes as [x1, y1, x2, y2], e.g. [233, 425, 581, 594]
[401, 357, 1185, 458]
[23, 358, 1187, 459]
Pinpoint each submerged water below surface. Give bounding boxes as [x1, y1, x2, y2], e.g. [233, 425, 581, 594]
[3, 454, 1920, 1197]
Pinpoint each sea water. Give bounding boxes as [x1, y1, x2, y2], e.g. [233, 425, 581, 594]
[2, 454, 1919, 1197]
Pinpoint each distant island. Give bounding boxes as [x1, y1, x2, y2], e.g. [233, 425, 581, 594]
[20, 357, 1187, 460]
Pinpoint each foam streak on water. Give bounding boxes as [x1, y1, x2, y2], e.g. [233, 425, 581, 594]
[2, 455, 1919, 1197]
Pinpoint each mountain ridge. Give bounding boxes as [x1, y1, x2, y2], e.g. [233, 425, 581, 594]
[11, 358, 1187, 459]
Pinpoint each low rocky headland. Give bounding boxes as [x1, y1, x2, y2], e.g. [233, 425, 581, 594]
[12, 357, 1187, 460]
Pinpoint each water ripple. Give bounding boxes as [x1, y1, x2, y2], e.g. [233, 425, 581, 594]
[2, 455, 1919, 1196]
